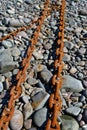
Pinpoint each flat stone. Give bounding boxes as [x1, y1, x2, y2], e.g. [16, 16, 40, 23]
[1, 40, 13, 48]
[43, 43, 52, 50]
[33, 107, 47, 127]
[34, 64, 47, 72]
[64, 41, 74, 49]
[62, 75, 84, 92]
[66, 106, 81, 116]
[69, 67, 77, 74]
[9, 19, 24, 27]
[61, 115, 79, 130]
[0, 82, 3, 92]
[39, 68, 53, 84]
[10, 110, 23, 130]
[27, 77, 38, 85]
[63, 54, 71, 61]
[22, 95, 29, 104]
[23, 102, 33, 120]
[31, 91, 49, 110]
[0, 61, 17, 73]
[78, 48, 86, 54]
[0, 27, 7, 32]
[3, 72, 12, 78]
[11, 47, 20, 57]
[33, 50, 43, 60]
[24, 119, 32, 129]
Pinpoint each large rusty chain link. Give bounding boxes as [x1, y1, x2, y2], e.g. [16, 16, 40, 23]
[0, 0, 65, 129]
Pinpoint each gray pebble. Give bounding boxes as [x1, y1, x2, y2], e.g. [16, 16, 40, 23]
[61, 115, 79, 130]
[39, 68, 53, 84]
[33, 107, 47, 127]
[2, 40, 13, 48]
[62, 75, 84, 92]
[66, 106, 81, 116]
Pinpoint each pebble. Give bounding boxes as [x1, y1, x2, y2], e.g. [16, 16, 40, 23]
[69, 67, 77, 74]
[23, 102, 33, 120]
[33, 50, 43, 60]
[33, 107, 47, 127]
[0, 82, 3, 92]
[0, 61, 17, 73]
[10, 110, 23, 130]
[66, 106, 81, 116]
[31, 91, 49, 110]
[22, 95, 29, 104]
[24, 119, 32, 129]
[39, 68, 53, 84]
[1, 40, 13, 48]
[11, 47, 20, 57]
[78, 48, 86, 54]
[0, 49, 17, 73]
[43, 43, 52, 50]
[74, 102, 83, 107]
[34, 64, 47, 72]
[61, 115, 79, 130]
[27, 77, 38, 85]
[4, 72, 12, 78]
[77, 114, 82, 122]
[62, 75, 84, 92]
[63, 54, 71, 61]
[79, 120, 85, 127]
[30, 87, 43, 97]
[9, 19, 24, 27]
[64, 41, 74, 49]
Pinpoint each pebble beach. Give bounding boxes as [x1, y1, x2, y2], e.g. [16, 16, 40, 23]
[0, 0, 87, 130]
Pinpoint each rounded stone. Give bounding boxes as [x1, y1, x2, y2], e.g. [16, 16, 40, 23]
[33, 107, 47, 127]
[10, 110, 23, 130]
[24, 119, 32, 129]
[69, 67, 77, 74]
[2, 40, 13, 48]
[23, 102, 33, 120]
[11, 47, 20, 57]
[61, 115, 79, 130]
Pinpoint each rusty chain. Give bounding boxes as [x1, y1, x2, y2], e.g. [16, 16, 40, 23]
[45, 0, 65, 129]
[0, 0, 65, 129]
